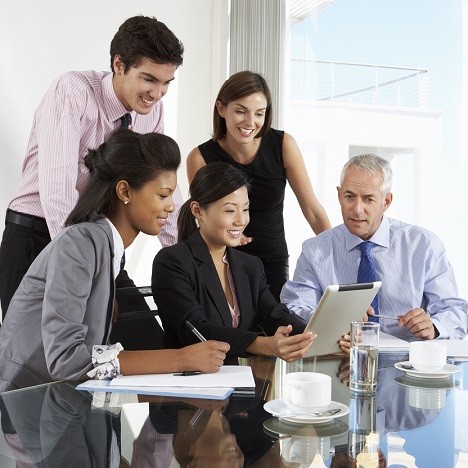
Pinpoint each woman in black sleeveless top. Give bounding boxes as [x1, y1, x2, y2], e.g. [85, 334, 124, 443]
[187, 71, 331, 300]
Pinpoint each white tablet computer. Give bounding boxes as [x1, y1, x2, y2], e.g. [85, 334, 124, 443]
[304, 281, 382, 357]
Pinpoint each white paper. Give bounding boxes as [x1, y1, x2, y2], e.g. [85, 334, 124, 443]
[439, 339, 468, 358]
[76, 379, 234, 399]
[379, 333, 468, 357]
[379, 332, 410, 350]
[109, 365, 255, 389]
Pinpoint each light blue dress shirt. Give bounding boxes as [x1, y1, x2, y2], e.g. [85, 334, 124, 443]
[281, 217, 467, 340]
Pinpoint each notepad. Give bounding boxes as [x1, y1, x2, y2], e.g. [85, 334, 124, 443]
[76, 365, 255, 400]
[109, 365, 254, 388]
[378, 332, 410, 351]
[76, 379, 234, 399]
[440, 339, 468, 358]
[378, 334, 468, 358]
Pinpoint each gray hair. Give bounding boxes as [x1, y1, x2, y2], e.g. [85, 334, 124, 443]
[340, 154, 393, 194]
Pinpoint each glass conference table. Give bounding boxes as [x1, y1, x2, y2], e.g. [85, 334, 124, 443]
[0, 351, 466, 467]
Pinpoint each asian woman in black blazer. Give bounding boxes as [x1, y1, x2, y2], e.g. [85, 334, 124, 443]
[152, 163, 315, 361]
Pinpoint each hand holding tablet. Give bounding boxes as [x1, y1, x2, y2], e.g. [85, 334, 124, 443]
[303, 282, 382, 357]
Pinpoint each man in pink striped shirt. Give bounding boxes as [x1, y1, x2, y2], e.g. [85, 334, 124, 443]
[0, 16, 184, 320]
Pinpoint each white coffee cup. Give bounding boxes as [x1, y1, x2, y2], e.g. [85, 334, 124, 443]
[408, 387, 446, 410]
[280, 436, 319, 465]
[283, 372, 332, 412]
[409, 341, 447, 372]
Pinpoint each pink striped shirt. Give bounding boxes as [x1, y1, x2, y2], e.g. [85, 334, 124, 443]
[9, 70, 182, 246]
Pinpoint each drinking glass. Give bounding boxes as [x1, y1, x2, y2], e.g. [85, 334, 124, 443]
[349, 321, 380, 393]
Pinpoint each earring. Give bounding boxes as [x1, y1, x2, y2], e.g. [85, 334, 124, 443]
[124, 200, 129, 205]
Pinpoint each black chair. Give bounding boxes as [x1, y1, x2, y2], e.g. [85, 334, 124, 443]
[115, 286, 157, 321]
[110, 273, 164, 350]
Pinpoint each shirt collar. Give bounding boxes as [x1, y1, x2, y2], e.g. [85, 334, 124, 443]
[343, 216, 390, 252]
[102, 73, 136, 124]
[104, 217, 125, 279]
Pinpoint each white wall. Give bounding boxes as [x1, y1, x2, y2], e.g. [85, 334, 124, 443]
[0, 0, 229, 291]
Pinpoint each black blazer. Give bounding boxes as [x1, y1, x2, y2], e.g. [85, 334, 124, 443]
[152, 230, 305, 357]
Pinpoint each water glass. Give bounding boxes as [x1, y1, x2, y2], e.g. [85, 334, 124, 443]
[349, 321, 380, 393]
[348, 392, 377, 461]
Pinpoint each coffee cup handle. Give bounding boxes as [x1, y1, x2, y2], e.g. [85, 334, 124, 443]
[290, 383, 302, 406]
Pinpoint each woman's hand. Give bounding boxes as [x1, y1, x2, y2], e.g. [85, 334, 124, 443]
[270, 325, 316, 362]
[179, 340, 230, 373]
[239, 234, 253, 246]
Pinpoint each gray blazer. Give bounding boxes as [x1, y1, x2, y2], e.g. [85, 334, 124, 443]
[0, 219, 115, 391]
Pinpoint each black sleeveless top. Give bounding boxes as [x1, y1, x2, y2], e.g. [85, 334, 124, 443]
[198, 129, 288, 261]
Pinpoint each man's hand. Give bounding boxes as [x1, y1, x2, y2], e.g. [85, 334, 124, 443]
[338, 306, 371, 354]
[336, 358, 350, 387]
[364, 305, 375, 321]
[338, 333, 351, 354]
[398, 308, 436, 339]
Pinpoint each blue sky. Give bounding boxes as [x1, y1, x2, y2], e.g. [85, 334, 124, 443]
[295, 0, 462, 110]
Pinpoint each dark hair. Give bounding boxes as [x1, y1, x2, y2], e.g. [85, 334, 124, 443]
[65, 129, 180, 226]
[178, 163, 250, 241]
[213, 71, 272, 141]
[110, 15, 184, 73]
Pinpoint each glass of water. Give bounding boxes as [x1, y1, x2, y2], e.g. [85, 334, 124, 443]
[349, 321, 380, 393]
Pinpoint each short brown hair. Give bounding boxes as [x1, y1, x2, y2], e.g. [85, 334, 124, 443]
[110, 15, 184, 73]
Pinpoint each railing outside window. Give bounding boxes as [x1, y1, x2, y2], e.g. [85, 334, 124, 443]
[290, 59, 429, 107]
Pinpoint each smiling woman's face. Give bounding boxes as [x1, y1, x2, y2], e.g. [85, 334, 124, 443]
[111, 171, 177, 248]
[187, 409, 244, 468]
[195, 186, 250, 251]
[216, 92, 267, 145]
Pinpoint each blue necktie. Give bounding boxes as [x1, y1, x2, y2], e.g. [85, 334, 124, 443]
[120, 113, 132, 129]
[357, 241, 379, 322]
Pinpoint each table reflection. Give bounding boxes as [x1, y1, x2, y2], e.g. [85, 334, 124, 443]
[0, 354, 465, 467]
[0, 382, 119, 467]
[148, 397, 274, 466]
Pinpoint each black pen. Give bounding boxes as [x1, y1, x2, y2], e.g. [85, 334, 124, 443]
[185, 320, 207, 342]
[173, 371, 202, 376]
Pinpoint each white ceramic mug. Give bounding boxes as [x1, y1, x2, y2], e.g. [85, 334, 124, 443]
[280, 436, 319, 465]
[409, 341, 447, 372]
[282, 372, 332, 411]
[408, 386, 446, 410]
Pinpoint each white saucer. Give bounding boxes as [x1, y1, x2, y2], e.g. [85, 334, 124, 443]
[394, 361, 461, 379]
[263, 417, 348, 438]
[395, 375, 455, 390]
[263, 399, 349, 424]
